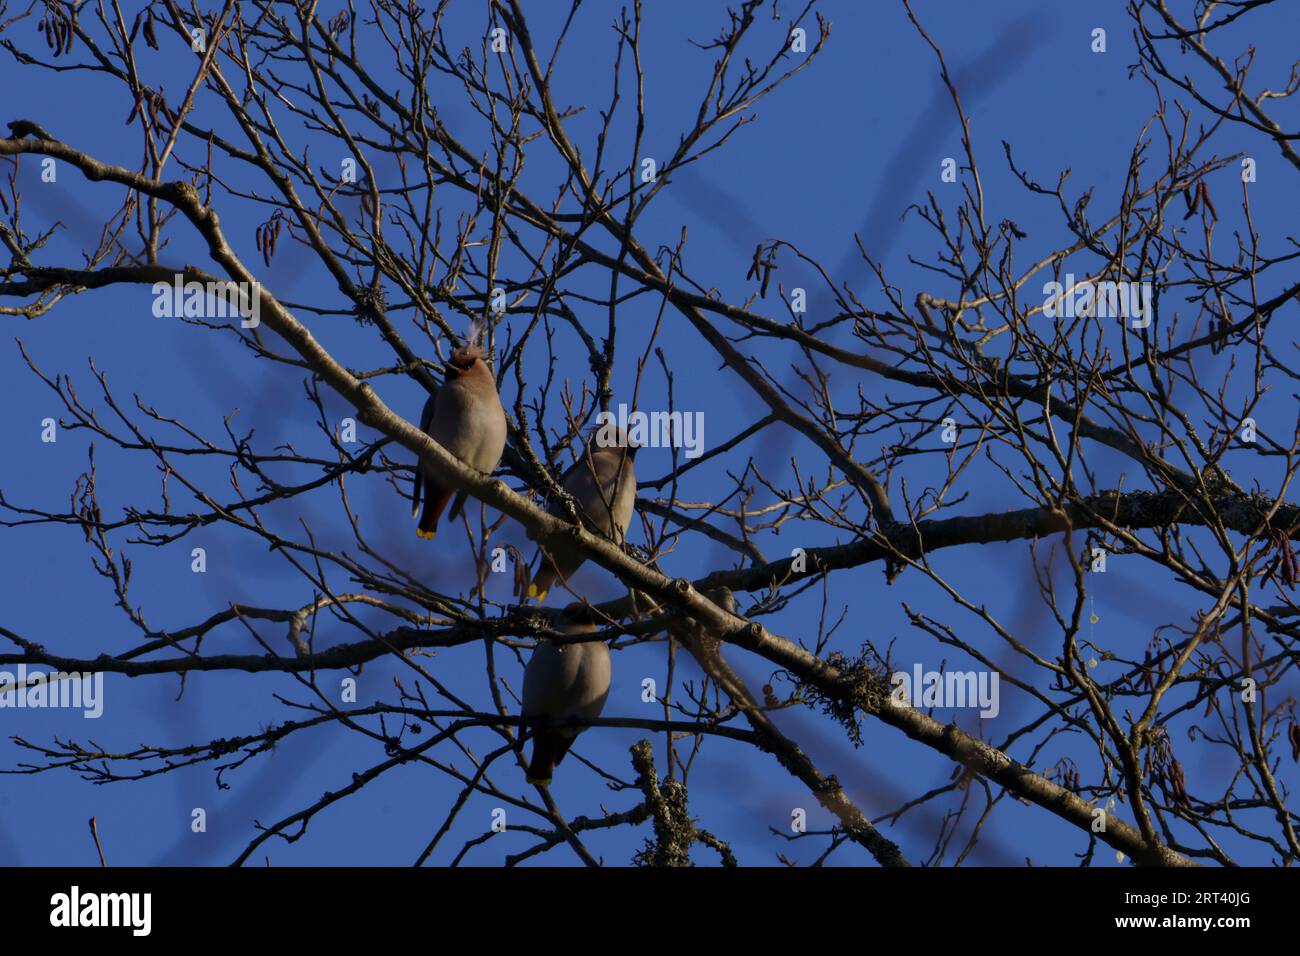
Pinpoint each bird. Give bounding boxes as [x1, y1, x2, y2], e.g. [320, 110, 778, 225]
[521, 620, 612, 785]
[6, 119, 54, 141]
[411, 339, 507, 539]
[525, 429, 637, 602]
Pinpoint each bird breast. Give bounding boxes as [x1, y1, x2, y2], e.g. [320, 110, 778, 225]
[430, 374, 506, 472]
[557, 454, 636, 540]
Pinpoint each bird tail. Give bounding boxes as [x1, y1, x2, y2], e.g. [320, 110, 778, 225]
[416, 480, 453, 539]
[526, 730, 576, 785]
[526, 557, 558, 603]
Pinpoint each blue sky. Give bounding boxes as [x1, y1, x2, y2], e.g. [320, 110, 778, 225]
[2, 0, 1298, 866]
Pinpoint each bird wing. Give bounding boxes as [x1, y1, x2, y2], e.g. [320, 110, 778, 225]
[522, 640, 580, 719]
[522, 632, 608, 722]
[412, 389, 439, 515]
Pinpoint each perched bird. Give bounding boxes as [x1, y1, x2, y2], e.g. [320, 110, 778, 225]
[521, 621, 612, 785]
[6, 119, 54, 141]
[526, 430, 637, 602]
[412, 340, 507, 539]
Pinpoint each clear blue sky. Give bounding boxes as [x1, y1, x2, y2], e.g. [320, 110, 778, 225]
[2, 0, 1297, 866]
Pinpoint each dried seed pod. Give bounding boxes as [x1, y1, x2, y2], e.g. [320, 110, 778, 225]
[1200, 181, 1217, 220]
[143, 8, 159, 50]
[1169, 760, 1190, 809]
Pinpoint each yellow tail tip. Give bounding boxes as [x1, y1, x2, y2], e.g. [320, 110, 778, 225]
[416, 528, 436, 540]
[526, 774, 552, 786]
[526, 583, 548, 602]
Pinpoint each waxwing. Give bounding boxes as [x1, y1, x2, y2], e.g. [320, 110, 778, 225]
[412, 342, 507, 539]
[526, 430, 637, 602]
[521, 621, 612, 785]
